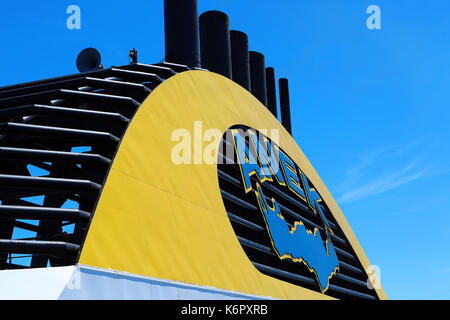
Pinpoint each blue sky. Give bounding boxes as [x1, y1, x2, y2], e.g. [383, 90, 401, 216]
[1, 0, 449, 299]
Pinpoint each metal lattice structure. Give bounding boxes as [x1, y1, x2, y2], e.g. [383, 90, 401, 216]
[0, 62, 187, 270]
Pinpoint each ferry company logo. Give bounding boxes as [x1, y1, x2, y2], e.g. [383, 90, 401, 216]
[219, 126, 339, 293]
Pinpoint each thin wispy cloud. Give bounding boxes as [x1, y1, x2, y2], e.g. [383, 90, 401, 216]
[432, 267, 450, 275]
[346, 139, 424, 176]
[337, 140, 430, 204]
[338, 161, 428, 204]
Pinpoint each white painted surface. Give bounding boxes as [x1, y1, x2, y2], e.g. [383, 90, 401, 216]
[0, 264, 271, 300]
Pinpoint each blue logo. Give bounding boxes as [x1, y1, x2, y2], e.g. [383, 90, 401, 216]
[231, 128, 339, 292]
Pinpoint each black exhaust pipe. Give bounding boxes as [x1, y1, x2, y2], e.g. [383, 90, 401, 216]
[249, 51, 268, 107]
[279, 78, 292, 134]
[164, 0, 200, 68]
[199, 11, 232, 78]
[265, 67, 277, 118]
[230, 30, 250, 90]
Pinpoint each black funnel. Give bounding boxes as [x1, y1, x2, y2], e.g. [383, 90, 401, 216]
[230, 30, 250, 90]
[265, 67, 277, 118]
[279, 78, 292, 134]
[164, 0, 200, 68]
[76, 48, 102, 73]
[249, 51, 268, 107]
[199, 11, 232, 78]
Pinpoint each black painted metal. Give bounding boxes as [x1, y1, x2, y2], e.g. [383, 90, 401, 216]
[76, 48, 102, 73]
[265, 67, 277, 118]
[0, 206, 90, 221]
[0, 147, 110, 166]
[0, 61, 181, 269]
[155, 61, 190, 73]
[249, 51, 268, 107]
[199, 11, 232, 79]
[0, 68, 163, 96]
[164, 0, 200, 68]
[279, 78, 292, 134]
[0, 240, 79, 256]
[230, 30, 250, 90]
[116, 64, 175, 80]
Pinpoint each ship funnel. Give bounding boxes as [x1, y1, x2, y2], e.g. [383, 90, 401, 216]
[265, 67, 277, 118]
[230, 30, 250, 90]
[199, 11, 232, 78]
[279, 78, 292, 134]
[76, 48, 103, 73]
[164, 0, 200, 68]
[249, 51, 268, 107]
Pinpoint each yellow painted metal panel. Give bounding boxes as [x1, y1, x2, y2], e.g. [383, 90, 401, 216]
[79, 70, 387, 300]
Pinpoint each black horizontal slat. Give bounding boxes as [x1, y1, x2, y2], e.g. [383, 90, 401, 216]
[220, 190, 257, 211]
[237, 236, 274, 254]
[78, 76, 152, 91]
[0, 147, 110, 166]
[116, 63, 177, 79]
[0, 240, 79, 256]
[58, 89, 140, 107]
[154, 62, 190, 72]
[0, 89, 139, 109]
[227, 211, 265, 231]
[0, 122, 120, 143]
[0, 77, 150, 99]
[99, 68, 164, 85]
[14, 220, 40, 232]
[217, 150, 235, 164]
[252, 262, 317, 286]
[335, 273, 368, 288]
[328, 284, 376, 300]
[218, 169, 240, 186]
[0, 174, 101, 192]
[339, 261, 363, 275]
[0, 104, 129, 123]
[0, 205, 90, 221]
[0, 67, 162, 94]
[335, 246, 356, 262]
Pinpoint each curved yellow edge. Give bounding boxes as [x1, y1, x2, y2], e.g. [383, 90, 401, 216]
[79, 71, 387, 300]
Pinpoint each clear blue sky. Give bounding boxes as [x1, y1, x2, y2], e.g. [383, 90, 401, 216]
[1, 0, 449, 299]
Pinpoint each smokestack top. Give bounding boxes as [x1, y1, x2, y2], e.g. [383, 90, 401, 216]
[279, 78, 292, 135]
[249, 51, 264, 59]
[265, 67, 278, 118]
[249, 51, 268, 107]
[199, 10, 232, 78]
[164, 0, 200, 68]
[200, 10, 229, 19]
[230, 30, 250, 90]
[230, 30, 248, 39]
